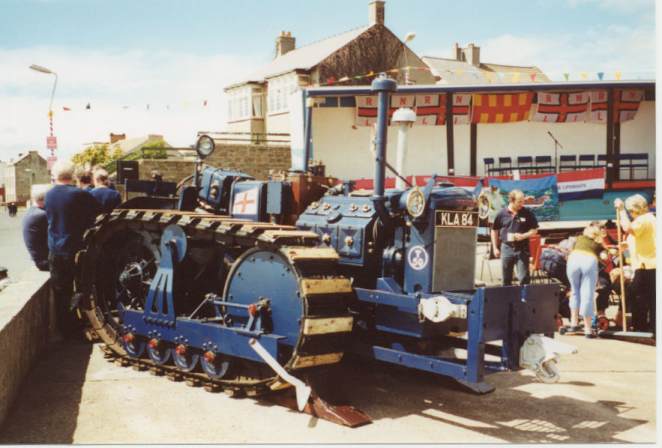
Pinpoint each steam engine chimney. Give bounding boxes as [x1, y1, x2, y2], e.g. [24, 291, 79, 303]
[275, 31, 296, 58]
[369, 0, 385, 26]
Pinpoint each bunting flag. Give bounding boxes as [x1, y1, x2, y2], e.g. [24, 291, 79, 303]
[531, 91, 590, 123]
[356, 94, 473, 127]
[62, 106, 71, 111]
[471, 93, 533, 124]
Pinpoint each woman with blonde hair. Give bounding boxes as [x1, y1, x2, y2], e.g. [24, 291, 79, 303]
[565, 224, 605, 337]
[615, 194, 656, 334]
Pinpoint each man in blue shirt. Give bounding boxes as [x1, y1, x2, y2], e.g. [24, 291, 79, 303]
[91, 168, 122, 213]
[46, 160, 100, 339]
[21, 184, 52, 271]
[491, 189, 539, 286]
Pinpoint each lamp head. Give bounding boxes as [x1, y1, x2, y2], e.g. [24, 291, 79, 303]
[404, 32, 416, 43]
[29, 64, 54, 74]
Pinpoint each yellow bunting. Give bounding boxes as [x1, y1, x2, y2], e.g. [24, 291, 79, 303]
[512, 72, 521, 82]
[615, 71, 622, 80]
[580, 72, 588, 80]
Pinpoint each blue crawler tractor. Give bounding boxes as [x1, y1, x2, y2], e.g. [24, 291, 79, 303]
[75, 75, 573, 426]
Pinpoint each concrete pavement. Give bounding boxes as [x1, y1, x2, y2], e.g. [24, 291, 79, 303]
[0, 334, 655, 444]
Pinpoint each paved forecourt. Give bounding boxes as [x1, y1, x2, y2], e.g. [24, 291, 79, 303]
[0, 333, 655, 444]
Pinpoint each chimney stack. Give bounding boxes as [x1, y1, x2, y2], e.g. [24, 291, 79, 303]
[110, 133, 126, 144]
[453, 42, 481, 66]
[369, 0, 385, 26]
[275, 31, 296, 57]
[466, 43, 480, 66]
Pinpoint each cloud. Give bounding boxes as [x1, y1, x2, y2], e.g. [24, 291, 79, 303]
[470, 23, 654, 80]
[0, 46, 263, 161]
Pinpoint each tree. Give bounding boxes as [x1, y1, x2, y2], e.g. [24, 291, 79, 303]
[71, 143, 122, 167]
[140, 140, 168, 159]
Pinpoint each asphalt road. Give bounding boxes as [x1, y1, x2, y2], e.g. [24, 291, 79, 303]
[0, 208, 34, 283]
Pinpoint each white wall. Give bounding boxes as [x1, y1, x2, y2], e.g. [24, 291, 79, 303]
[311, 101, 656, 180]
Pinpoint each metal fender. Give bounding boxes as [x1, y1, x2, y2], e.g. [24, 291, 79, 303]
[519, 334, 578, 383]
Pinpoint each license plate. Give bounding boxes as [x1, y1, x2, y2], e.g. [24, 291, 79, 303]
[435, 210, 479, 228]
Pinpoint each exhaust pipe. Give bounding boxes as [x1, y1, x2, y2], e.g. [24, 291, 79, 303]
[392, 107, 416, 190]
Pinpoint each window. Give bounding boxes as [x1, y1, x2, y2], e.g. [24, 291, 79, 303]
[267, 75, 298, 114]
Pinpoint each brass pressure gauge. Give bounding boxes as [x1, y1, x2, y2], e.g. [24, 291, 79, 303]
[405, 187, 426, 218]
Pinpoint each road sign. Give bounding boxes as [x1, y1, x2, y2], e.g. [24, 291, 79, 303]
[46, 136, 57, 150]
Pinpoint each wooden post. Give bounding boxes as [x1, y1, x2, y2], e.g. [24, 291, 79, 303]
[470, 122, 477, 176]
[616, 210, 627, 331]
[445, 93, 455, 175]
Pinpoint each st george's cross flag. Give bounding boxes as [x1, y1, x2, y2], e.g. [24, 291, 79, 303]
[413, 94, 471, 126]
[471, 92, 533, 124]
[589, 90, 609, 122]
[356, 95, 379, 126]
[415, 94, 445, 125]
[531, 91, 590, 123]
[451, 93, 471, 124]
[613, 89, 644, 122]
[589, 89, 644, 123]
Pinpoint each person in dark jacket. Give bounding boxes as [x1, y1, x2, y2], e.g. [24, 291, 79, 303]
[22, 184, 52, 271]
[491, 190, 539, 285]
[46, 160, 100, 339]
[91, 168, 121, 213]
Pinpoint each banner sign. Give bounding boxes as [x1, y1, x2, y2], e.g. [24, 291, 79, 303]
[557, 168, 606, 201]
[488, 175, 560, 221]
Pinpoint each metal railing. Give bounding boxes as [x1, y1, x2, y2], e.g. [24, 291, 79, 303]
[196, 131, 291, 145]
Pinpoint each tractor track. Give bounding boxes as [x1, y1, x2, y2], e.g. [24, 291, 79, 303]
[75, 208, 355, 396]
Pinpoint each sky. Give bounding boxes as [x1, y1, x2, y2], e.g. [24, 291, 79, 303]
[0, 0, 656, 162]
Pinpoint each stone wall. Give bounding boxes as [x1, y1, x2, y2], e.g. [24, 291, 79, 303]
[136, 144, 292, 183]
[0, 270, 54, 426]
[137, 159, 195, 183]
[205, 144, 291, 179]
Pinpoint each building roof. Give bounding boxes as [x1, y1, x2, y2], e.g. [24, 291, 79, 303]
[226, 25, 371, 89]
[422, 56, 549, 84]
[109, 135, 171, 155]
[8, 150, 46, 166]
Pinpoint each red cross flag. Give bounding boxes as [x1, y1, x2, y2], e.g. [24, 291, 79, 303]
[589, 90, 608, 122]
[415, 94, 445, 125]
[532, 91, 590, 123]
[452, 94, 471, 125]
[614, 89, 644, 122]
[589, 89, 644, 123]
[232, 187, 258, 215]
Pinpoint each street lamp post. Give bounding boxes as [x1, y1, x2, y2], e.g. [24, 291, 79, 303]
[403, 32, 416, 85]
[29, 64, 58, 168]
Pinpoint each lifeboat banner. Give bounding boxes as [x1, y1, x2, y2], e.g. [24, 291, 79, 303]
[488, 174, 560, 221]
[471, 92, 534, 124]
[531, 91, 590, 123]
[557, 168, 606, 201]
